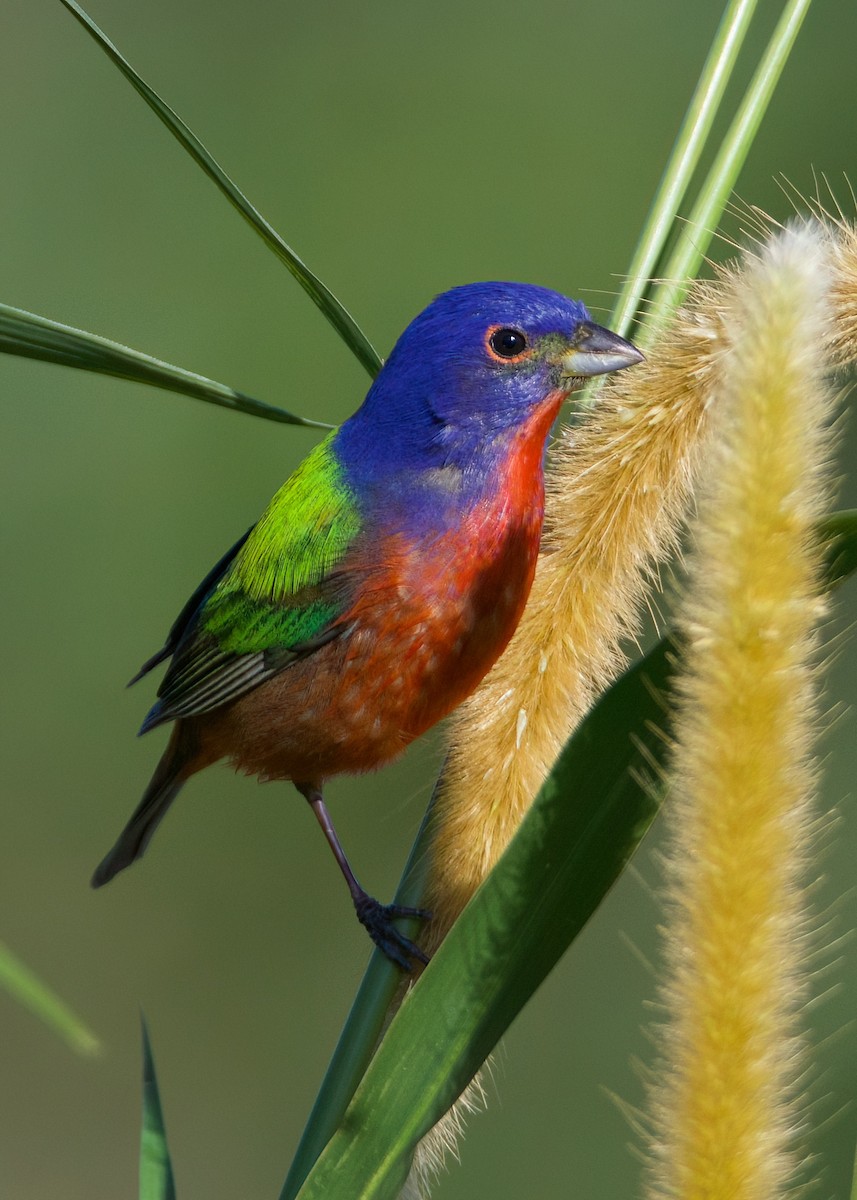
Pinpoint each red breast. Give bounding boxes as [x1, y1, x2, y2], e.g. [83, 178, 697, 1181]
[196, 389, 564, 784]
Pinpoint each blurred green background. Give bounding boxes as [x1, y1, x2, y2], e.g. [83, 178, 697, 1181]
[2, 1, 856, 1196]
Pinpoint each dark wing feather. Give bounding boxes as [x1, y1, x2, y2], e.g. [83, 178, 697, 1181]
[128, 527, 253, 686]
[138, 583, 351, 734]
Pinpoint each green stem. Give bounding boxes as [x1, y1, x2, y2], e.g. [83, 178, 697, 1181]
[639, 0, 815, 345]
[610, 0, 760, 340]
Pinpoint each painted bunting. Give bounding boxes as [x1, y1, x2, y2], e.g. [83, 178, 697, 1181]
[92, 282, 642, 968]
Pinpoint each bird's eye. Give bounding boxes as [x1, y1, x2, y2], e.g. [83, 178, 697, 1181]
[488, 327, 528, 359]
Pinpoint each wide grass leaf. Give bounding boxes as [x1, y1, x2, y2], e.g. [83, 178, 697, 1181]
[294, 639, 672, 1199]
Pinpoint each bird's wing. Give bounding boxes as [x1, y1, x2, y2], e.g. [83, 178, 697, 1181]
[139, 580, 351, 731]
[138, 431, 362, 732]
[128, 527, 254, 686]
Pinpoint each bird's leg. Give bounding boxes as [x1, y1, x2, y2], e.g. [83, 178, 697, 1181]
[296, 782, 430, 972]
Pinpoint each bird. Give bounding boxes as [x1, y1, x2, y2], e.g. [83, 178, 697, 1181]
[91, 282, 643, 969]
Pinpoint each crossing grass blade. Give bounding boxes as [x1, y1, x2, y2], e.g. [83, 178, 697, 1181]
[0, 301, 330, 428]
[58, 0, 382, 380]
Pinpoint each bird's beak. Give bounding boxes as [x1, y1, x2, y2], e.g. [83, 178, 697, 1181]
[560, 321, 644, 379]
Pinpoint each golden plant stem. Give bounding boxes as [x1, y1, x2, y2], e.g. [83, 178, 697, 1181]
[646, 223, 834, 1200]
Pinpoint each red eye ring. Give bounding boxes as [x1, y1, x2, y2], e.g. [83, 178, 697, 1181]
[485, 325, 530, 363]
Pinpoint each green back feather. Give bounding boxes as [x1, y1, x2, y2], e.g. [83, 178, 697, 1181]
[199, 431, 360, 657]
[230, 431, 360, 602]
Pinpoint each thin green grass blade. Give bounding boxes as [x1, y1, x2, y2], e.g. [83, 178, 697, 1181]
[639, 0, 814, 345]
[140, 1019, 177, 1200]
[610, 0, 759, 341]
[58, 0, 382, 379]
[289, 507, 857, 1198]
[0, 940, 100, 1056]
[0, 301, 329, 428]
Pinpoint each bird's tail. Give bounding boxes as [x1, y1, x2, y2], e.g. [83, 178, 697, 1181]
[91, 725, 196, 888]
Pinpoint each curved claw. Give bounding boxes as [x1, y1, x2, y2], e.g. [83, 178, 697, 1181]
[353, 894, 431, 972]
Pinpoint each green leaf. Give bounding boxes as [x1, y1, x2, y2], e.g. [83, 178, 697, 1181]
[0, 301, 330, 428]
[58, 0, 382, 380]
[293, 640, 673, 1199]
[0, 939, 100, 1056]
[140, 1020, 177, 1200]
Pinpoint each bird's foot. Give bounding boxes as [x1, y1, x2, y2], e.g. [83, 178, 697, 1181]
[353, 893, 431, 972]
